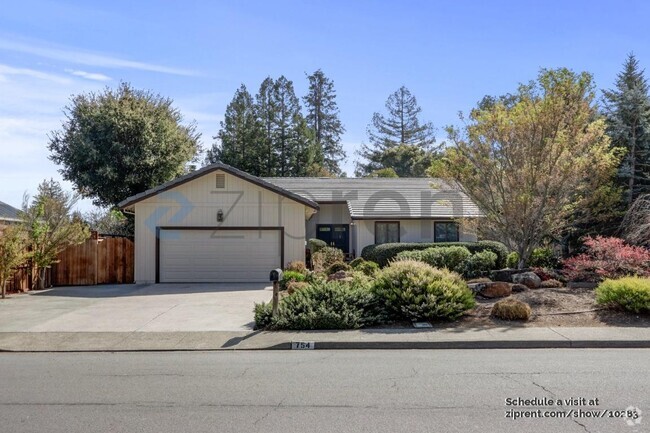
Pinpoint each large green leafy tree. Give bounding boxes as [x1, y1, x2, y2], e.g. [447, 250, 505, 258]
[48, 82, 201, 208]
[356, 86, 436, 176]
[22, 179, 90, 289]
[303, 69, 346, 175]
[603, 54, 650, 206]
[205, 84, 265, 175]
[432, 69, 621, 267]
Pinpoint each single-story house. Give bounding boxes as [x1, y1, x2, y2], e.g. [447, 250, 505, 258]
[119, 162, 481, 284]
[0, 200, 21, 235]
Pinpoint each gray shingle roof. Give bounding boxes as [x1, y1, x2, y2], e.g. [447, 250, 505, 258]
[0, 200, 21, 222]
[118, 162, 319, 210]
[263, 178, 481, 219]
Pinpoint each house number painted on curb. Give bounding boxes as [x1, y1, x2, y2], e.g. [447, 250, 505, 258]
[291, 341, 315, 350]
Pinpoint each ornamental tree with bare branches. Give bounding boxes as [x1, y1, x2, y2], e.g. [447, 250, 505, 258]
[431, 69, 621, 268]
[621, 194, 650, 247]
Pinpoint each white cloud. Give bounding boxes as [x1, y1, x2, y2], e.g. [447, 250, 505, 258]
[0, 64, 105, 212]
[0, 38, 200, 76]
[65, 69, 111, 81]
[0, 64, 71, 84]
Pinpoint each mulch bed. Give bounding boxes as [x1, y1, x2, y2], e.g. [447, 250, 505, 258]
[433, 286, 650, 328]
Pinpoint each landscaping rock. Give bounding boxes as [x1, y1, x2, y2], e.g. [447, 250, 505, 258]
[467, 283, 487, 294]
[491, 268, 531, 282]
[511, 283, 528, 293]
[479, 282, 512, 298]
[512, 271, 542, 289]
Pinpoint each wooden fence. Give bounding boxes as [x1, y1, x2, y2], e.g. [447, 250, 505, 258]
[53, 235, 134, 286]
[7, 234, 134, 290]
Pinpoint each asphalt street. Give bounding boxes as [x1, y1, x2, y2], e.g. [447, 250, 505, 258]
[0, 349, 647, 433]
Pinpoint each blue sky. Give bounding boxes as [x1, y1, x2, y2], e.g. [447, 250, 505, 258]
[1, 0, 650, 212]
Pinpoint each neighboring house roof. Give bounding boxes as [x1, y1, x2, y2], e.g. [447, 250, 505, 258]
[0, 200, 21, 222]
[264, 177, 482, 219]
[118, 162, 320, 210]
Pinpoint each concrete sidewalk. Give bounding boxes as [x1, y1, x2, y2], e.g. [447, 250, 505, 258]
[1, 326, 649, 352]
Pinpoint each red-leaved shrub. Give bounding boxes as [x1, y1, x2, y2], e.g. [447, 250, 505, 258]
[562, 236, 650, 282]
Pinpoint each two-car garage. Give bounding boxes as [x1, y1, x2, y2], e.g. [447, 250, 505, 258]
[157, 228, 282, 283]
[119, 163, 318, 284]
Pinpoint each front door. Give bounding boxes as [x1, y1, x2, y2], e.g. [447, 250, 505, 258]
[317, 224, 349, 253]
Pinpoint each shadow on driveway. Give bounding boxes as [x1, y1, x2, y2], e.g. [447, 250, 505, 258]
[30, 283, 272, 299]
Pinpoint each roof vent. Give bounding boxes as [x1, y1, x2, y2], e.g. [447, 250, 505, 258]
[215, 173, 226, 189]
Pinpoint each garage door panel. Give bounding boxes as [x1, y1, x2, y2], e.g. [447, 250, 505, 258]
[159, 229, 281, 283]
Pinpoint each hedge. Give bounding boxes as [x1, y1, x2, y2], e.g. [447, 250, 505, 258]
[361, 240, 509, 268]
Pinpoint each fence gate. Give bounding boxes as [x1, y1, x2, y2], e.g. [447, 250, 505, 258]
[52, 235, 134, 286]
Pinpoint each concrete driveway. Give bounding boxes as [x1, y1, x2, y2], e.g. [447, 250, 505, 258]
[0, 284, 272, 332]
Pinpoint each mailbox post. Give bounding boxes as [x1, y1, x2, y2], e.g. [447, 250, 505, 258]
[269, 268, 283, 317]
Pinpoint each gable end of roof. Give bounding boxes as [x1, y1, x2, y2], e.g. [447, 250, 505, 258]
[118, 163, 319, 210]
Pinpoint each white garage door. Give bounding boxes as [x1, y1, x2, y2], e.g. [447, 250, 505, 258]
[159, 229, 281, 283]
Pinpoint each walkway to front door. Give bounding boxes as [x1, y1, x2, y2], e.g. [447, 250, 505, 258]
[316, 224, 349, 253]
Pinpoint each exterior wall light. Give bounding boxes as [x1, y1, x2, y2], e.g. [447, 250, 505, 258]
[217, 209, 224, 222]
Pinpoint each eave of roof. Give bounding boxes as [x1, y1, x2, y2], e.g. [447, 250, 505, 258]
[0, 200, 21, 220]
[118, 163, 319, 210]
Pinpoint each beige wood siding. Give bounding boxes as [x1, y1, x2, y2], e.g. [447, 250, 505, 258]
[134, 170, 307, 283]
[355, 219, 479, 255]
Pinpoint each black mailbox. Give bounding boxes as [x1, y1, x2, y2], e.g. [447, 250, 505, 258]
[269, 268, 283, 282]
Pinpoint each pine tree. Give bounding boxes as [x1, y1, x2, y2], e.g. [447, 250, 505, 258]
[205, 85, 264, 175]
[603, 54, 650, 205]
[252, 76, 321, 176]
[303, 70, 346, 175]
[272, 76, 303, 176]
[356, 86, 436, 176]
[255, 77, 277, 176]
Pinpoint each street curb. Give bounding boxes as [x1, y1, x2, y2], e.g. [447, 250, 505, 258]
[260, 340, 650, 350]
[2, 339, 650, 352]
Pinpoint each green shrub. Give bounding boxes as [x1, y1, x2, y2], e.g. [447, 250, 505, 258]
[254, 281, 385, 330]
[476, 240, 509, 269]
[395, 250, 424, 261]
[254, 302, 274, 329]
[397, 247, 496, 279]
[362, 240, 508, 267]
[308, 238, 327, 255]
[303, 269, 324, 283]
[285, 260, 307, 275]
[529, 247, 560, 268]
[280, 270, 306, 290]
[286, 281, 310, 294]
[419, 246, 471, 272]
[326, 262, 350, 275]
[356, 260, 380, 277]
[348, 256, 380, 276]
[506, 252, 520, 269]
[312, 246, 345, 273]
[596, 277, 650, 314]
[462, 250, 498, 279]
[371, 259, 475, 321]
[491, 299, 532, 320]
